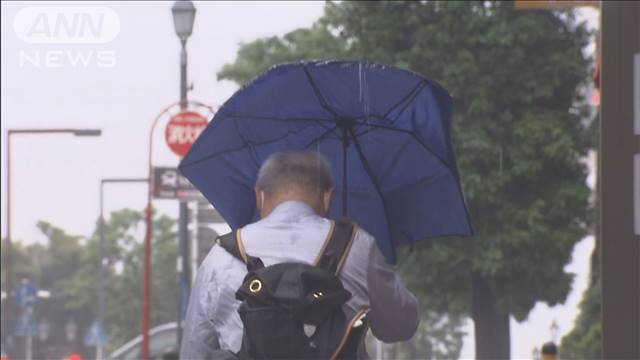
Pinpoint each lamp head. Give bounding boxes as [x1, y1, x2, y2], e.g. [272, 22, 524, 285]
[172, 1, 196, 43]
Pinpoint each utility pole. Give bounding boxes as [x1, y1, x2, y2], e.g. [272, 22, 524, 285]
[600, 1, 640, 358]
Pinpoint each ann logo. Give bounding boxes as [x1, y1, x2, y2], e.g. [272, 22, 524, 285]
[14, 7, 120, 44]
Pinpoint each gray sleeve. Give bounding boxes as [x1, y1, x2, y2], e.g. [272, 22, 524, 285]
[366, 242, 420, 343]
[179, 261, 220, 359]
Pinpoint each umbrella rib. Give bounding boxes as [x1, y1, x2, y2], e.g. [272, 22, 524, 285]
[352, 125, 378, 138]
[355, 124, 473, 238]
[388, 83, 428, 124]
[226, 113, 334, 124]
[352, 82, 426, 126]
[302, 65, 339, 119]
[180, 122, 331, 169]
[347, 127, 396, 261]
[232, 117, 261, 169]
[227, 113, 337, 135]
[353, 121, 453, 172]
[352, 81, 425, 127]
[382, 80, 427, 120]
[303, 125, 340, 149]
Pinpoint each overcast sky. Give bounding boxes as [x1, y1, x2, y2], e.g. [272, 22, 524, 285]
[1, 1, 599, 358]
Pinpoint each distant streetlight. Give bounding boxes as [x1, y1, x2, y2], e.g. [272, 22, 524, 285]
[2, 128, 101, 353]
[172, 1, 196, 44]
[148, 2, 197, 359]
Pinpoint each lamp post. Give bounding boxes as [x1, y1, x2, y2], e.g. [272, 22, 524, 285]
[172, 0, 196, 108]
[141, 4, 196, 357]
[2, 128, 101, 357]
[171, 1, 196, 357]
[98, 178, 147, 359]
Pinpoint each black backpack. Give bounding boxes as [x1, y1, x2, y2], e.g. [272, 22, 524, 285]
[216, 219, 369, 360]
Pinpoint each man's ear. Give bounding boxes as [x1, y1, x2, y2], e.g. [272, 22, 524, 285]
[254, 187, 263, 211]
[323, 188, 334, 215]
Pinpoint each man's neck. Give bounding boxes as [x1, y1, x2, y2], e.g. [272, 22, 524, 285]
[261, 195, 321, 218]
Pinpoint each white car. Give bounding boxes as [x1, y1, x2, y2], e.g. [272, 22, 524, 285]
[107, 322, 178, 360]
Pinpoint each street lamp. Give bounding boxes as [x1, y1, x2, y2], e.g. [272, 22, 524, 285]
[140, 3, 197, 357]
[172, 0, 195, 108]
[2, 128, 101, 356]
[172, 1, 196, 44]
[155, 2, 196, 359]
[97, 178, 147, 360]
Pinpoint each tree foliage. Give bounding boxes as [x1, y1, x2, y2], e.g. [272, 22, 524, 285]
[560, 279, 601, 360]
[218, 1, 593, 357]
[1, 209, 179, 355]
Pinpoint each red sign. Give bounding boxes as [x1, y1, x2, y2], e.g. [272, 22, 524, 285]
[165, 110, 208, 157]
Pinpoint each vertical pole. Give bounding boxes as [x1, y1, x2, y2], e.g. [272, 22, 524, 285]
[600, 1, 640, 358]
[142, 133, 158, 360]
[142, 177, 152, 360]
[177, 39, 191, 353]
[3, 132, 13, 353]
[97, 182, 105, 359]
[143, 104, 180, 360]
[180, 42, 188, 107]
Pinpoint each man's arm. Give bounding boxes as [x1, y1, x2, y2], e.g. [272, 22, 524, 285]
[366, 242, 420, 342]
[179, 261, 220, 359]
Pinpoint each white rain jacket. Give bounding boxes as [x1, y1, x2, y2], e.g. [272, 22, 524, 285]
[180, 200, 419, 359]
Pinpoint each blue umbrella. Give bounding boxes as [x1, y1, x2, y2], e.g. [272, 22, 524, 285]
[179, 60, 472, 263]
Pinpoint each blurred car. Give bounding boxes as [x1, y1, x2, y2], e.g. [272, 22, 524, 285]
[107, 322, 178, 360]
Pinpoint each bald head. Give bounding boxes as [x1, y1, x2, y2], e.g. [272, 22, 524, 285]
[255, 151, 334, 217]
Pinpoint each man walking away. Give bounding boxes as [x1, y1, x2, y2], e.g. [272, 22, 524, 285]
[180, 151, 419, 359]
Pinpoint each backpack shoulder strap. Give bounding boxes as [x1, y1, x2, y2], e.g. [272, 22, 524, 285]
[217, 229, 264, 271]
[316, 219, 357, 275]
[217, 230, 246, 263]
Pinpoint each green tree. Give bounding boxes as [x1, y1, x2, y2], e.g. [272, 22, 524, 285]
[218, 2, 593, 358]
[65, 208, 179, 350]
[561, 144, 600, 360]
[1, 222, 91, 355]
[560, 279, 601, 360]
[0, 209, 179, 355]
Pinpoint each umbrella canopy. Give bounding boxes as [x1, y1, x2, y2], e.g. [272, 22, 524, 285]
[179, 60, 472, 263]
